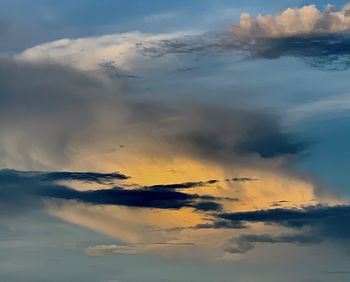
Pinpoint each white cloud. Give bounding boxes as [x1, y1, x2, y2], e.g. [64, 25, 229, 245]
[232, 2, 350, 38]
[17, 31, 194, 71]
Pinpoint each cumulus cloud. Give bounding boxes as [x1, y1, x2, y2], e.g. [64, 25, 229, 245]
[233, 1, 350, 70]
[130, 3, 350, 71]
[232, 4, 350, 39]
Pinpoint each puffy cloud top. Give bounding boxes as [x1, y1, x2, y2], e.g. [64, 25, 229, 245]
[232, 3, 350, 38]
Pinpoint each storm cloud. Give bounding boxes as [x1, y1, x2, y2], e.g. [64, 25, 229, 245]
[0, 56, 306, 172]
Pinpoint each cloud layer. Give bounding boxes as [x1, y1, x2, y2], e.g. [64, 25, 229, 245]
[0, 168, 329, 258]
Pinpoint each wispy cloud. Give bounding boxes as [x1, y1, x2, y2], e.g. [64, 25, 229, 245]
[225, 233, 322, 254]
[136, 2, 350, 70]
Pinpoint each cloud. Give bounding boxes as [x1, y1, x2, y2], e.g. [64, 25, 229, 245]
[0, 169, 225, 214]
[85, 244, 139, 256]
[225, 233, 322, 254]
[226, 177, 257, 182]
[132, 3, 350, 71]
[239, 34, 350, 71]
[45, 185, 223, 211]
[235, 2, 350, 70]
[41, 171, 129, 184]
[195, 220, 247, 230]
[231, 4, 350, 39]
[0, 45, 328, 260]
[144, 180, 219, 190]
[15, 3, 350, 73]
[0, 56, 125, 170]
[216, 204, 350, 241]
[85, 242, 194, 256]
[140, 30, 350, 71]
[0, 56, 307, 172]
[0, 168, 324, 258]
[17, 31, 190, 71]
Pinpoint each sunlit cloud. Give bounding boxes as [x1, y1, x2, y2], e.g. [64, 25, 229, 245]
[1, 3, 350, 278]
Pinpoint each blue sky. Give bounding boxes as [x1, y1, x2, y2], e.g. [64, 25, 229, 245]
[2, 1, 350, 281]
[1, 0, 348, 50]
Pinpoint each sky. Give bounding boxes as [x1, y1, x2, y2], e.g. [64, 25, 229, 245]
[1, 1, 350, 281]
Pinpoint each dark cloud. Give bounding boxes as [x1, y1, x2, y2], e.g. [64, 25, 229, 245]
[145, 180, 218, 190]
[41, 171, 129, 184]
[243, 34, 350, 71]
[139, 31, 350, 71]
[235, 126, 307, 158]
[225, 233, 322, 254]
[225, 178, 257, 182]
[216, 205, 350, 241]
[171, 107, 307, 163]
[0, 169, 224, 214]
[191, 201, 222, 212]
[42, 185, 222, 211]
[138, 31, 229, 57]
[195, 220, 247, 230]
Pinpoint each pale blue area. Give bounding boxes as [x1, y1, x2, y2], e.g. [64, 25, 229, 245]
[299, 116, 350, 195]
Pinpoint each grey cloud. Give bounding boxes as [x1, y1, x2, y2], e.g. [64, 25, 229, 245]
[195, 220, 247, 230]
[225, 233, 322, 254]
[242, 34, 350, 71]
[0, 56, 121, 169]
[0, 56, 306, 171]
[41, 171, 129, 184]
[167, 106, 307, 163]
[225, 178, 257, 182]
[144, 179, 219, 190]
[139, 30, 350, 71]
[0, 169, 224, 215]
[216, 205, 350, 242]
